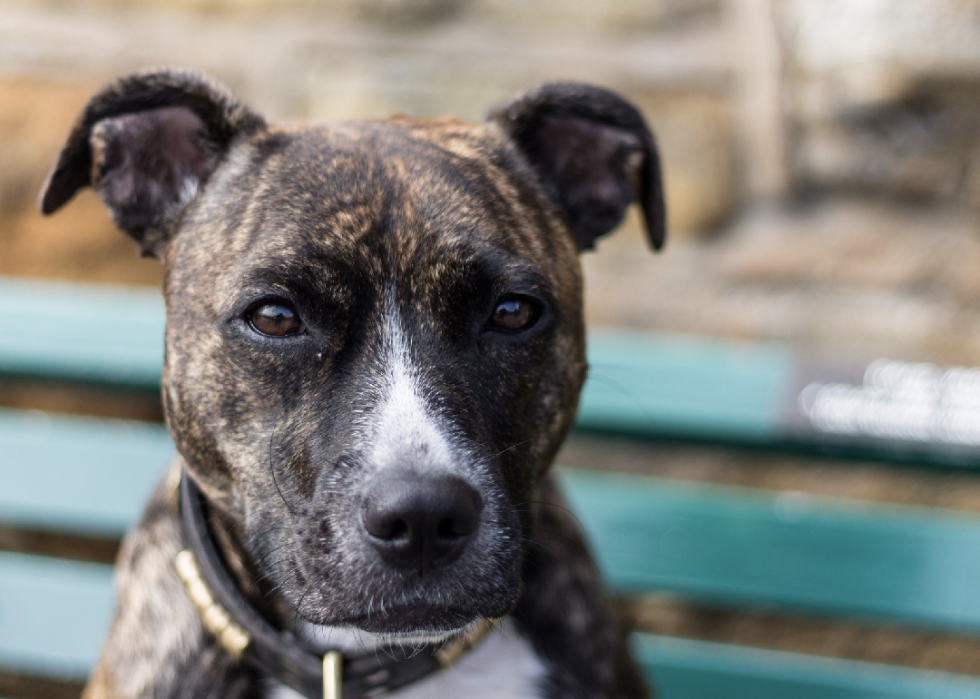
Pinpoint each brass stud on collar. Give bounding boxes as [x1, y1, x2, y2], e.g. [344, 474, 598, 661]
[175, 550, 251, 657]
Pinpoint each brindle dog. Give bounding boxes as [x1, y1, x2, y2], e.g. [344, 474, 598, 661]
[40, 69, 664, 699]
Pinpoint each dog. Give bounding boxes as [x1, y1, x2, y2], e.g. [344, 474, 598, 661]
[40, 68, 664, 699]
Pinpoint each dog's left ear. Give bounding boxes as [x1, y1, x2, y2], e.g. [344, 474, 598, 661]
[488, 83, 665, 252]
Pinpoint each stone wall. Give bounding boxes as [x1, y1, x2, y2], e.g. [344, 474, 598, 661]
[3, 0, 980, 360]
[780, 0, 980, 208]
[0, 0, 732, 286]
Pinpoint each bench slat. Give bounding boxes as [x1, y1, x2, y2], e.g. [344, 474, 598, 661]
[638, 634, 980, 699]
[578, 330, 980, 467]
[0, 277, 163, 390]
[559, 469, 980, 633]
[0, 408, 173, 537]
[0, 552, 113, 680]
[580, 331, 792, 441]
[4, 550, 980, 699]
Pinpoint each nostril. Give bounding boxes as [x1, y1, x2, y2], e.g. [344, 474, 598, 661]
[363, 509, 410, 541]
[388, 519, 408, 540]
[437, 517, 460, 539]
[436, 506, 478, 540]
[376, 518, 408, 541]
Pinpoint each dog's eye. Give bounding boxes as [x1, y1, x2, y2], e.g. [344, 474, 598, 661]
[488, 297, 539, 333]
[247, 301, 305, 337]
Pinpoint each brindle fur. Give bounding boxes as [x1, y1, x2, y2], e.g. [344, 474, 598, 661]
[40, 69, 663, 699]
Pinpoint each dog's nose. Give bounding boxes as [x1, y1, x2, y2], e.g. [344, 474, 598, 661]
[361, 475, 481, 576]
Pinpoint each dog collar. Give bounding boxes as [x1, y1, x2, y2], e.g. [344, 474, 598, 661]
[177, 470, 495, 699]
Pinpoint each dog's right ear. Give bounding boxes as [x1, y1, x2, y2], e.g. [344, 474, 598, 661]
[39, 69, 265, 257]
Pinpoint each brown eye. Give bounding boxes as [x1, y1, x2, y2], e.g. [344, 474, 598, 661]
[247, 301, 304, 337]
[488, 297, 539, 333]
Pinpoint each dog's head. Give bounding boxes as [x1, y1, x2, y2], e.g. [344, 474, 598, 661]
[41, 69, 663, 639]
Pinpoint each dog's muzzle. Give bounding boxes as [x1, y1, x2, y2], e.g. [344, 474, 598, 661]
[176, 470, 496, 699]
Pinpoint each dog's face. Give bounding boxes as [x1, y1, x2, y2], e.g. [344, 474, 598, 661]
[164, 119, 590, 633]
[41, 70, 664, 638]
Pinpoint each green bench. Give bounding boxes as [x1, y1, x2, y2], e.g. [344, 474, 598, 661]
[4, 275, 980, 699]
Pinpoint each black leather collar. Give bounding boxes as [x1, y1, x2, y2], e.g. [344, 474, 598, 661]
[177, 470, 493, 699]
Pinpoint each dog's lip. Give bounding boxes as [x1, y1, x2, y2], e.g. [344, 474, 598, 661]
[360, 627, 468, 646]
[299, 614, 486, 653]
[341, 604, 475, 636]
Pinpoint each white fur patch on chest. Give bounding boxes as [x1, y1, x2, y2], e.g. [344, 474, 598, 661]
[268, 619, 547, 699]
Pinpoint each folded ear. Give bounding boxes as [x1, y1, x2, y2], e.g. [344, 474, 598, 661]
[39, 68, 265, 256]
[488, 83, 665, 252]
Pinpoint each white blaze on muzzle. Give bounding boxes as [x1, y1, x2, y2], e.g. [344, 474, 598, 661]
[366, 300, 457, 476]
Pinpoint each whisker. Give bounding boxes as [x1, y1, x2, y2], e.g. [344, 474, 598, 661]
[492, 439, 531, 459]
[268, 421, 297, 517]
[586, 370, 653, 423]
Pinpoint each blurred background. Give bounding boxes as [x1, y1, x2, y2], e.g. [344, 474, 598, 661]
[6, 0, 980, 361]
[6, 0, 980, 694]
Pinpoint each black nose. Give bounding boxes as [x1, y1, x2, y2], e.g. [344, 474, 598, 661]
[361, 474, 482, 576]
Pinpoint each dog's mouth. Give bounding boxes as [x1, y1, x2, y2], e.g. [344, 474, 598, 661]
[300, 608, 485, 652]
[350, 621, 477, 648]
[343, 603, 475, 636]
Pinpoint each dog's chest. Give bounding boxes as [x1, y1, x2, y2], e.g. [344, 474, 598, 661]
[267, 619, 547, 699]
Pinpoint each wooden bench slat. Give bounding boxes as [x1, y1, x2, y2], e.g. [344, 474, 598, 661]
[0, 552, 114, 680]
[559, 469, 980, 633]
[0, 277, 163, 389]
[580, 331, 792, 442]
[5, 550, 980, 699]
[579, 330, 980, 467]
[638, 634, 980, 699]
[5, 546, 980, 698]
[0, 408, 173, 537]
